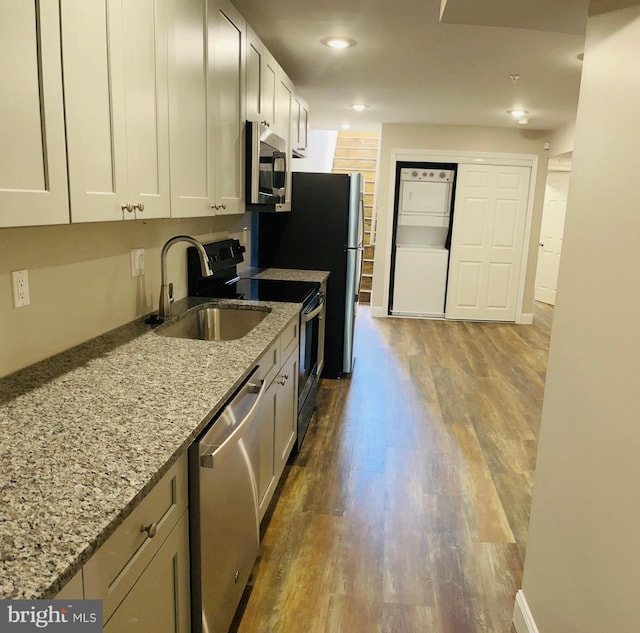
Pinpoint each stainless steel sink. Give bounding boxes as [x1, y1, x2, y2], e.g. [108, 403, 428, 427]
[156, 306, 269, 341]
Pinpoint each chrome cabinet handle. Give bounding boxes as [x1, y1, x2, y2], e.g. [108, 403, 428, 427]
[140, 522, 158, 538]
[121, 202, 134, 213]
[261, 120, 271, 127]
[135, 202, 144, 212]
[276, 373, 289, 386]
[211, 202, 227, 211]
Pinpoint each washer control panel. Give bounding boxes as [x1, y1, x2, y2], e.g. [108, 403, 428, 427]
[400, 167, 454, 183]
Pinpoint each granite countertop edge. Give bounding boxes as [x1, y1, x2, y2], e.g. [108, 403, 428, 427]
[0, 294, 301, 600]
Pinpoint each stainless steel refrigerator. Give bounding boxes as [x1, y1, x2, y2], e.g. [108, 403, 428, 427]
[256, 171, 364, 378]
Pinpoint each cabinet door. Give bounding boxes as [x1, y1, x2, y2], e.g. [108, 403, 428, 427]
[257, 381, 277, 521]
[104, 513, 190, 633]
[0, 0, 69, 227]
[210, 0, 245, 215]
[246, 27, 277, 129]
[121, 0, 170, 220]
[167, 0, 215, 218]
[274, 349, 298, 478]
[292, 94, 309, 158]
[61, 0, 128, 223]
[63, 0, 169, 223]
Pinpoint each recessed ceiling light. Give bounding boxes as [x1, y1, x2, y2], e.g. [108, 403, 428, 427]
[518, 118, 529, 125]
[322, 37, 356, 49]
[351, 104, 368, 112]
[508, 109, 528, 118]
[341, 124, 351, 130]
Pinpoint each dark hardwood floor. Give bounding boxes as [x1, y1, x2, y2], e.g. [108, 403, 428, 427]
[235, 303, 553, 633]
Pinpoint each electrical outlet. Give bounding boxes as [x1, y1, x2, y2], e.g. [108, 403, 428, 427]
[130, 249, 145, 277]
[11, 270, 30, 308]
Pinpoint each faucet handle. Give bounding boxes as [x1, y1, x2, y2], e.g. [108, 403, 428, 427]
[168, 282, 174, 304]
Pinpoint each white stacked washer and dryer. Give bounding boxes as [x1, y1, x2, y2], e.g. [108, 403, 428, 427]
[390, 166, 456, 317]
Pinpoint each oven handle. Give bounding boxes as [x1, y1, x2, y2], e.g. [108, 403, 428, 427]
[301, 297, 325, 323]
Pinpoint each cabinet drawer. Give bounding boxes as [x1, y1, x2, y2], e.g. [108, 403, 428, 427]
[83, 453, 188, 622]
[280, 316, 299, 362]
[259, 336, 280, 387]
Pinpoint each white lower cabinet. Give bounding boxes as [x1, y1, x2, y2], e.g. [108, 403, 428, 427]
[274, 349, 298, 477]
[103, 513, 190, 633]
[83, 454, 189, 631]
[257, 316, 299, 520]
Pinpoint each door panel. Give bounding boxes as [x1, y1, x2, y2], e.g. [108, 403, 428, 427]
[446, 164, 530, 321]
[122, 0, 170, 218]
[0, 0, 69, 226]
[535, 171, 570, 305]
[62, 0, 127, 222]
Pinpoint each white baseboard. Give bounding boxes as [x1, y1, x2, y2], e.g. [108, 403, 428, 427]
[517, 312, 534, 325]
[513, 590, 540, 633]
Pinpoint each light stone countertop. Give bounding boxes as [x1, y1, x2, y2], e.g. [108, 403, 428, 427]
[242, 267, 330, 284]
[0, 296, 301, 600]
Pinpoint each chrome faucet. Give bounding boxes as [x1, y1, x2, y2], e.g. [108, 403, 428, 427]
[158, 235, 214, 319]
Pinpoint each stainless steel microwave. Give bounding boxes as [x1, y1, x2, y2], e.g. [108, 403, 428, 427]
[246, 121, 288, 210]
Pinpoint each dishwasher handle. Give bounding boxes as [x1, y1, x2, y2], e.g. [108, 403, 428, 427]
[200, 378, 266, 469]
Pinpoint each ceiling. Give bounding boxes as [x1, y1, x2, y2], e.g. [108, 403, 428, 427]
[230, 0, 589, 132]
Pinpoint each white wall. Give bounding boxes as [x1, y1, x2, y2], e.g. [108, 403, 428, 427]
[518, 5, 640, 632]
[0, 215, 250, 378]
[292, 130, 338, 173]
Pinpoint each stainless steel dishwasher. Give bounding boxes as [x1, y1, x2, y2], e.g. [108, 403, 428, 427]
[189, 366, 266, 633]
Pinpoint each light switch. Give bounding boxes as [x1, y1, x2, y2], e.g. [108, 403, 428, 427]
[130, 249, 145, 277]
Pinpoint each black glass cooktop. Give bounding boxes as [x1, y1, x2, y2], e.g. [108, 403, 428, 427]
[204, 277, 319, 307]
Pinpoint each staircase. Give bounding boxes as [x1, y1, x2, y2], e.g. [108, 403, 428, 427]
[331, 131, 379, 304]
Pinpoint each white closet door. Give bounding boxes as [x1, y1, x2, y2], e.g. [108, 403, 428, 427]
[446, 164, 530, 321]
[535, 171, 570, 305]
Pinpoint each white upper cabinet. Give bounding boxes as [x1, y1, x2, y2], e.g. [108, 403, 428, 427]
[0, 0, 69, 227]
[167, 0, 214, 218]
[210, 0, 246, 215]
[246, 26, 277, 128]
[61, 0, 171, 223]
[168, 0, 245, 217]
[292, 94, 309, 158]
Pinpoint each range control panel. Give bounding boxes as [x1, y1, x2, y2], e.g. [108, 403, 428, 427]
[400, 167, 454, 183]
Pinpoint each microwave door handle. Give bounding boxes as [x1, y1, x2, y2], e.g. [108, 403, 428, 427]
[272, 151, 287, 190]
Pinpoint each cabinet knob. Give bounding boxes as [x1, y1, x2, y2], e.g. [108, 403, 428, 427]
[135, 202, 145, 212]
[140, 522, 158, 539]
[261, 120, 271, 127]
[276, 373, 289, 386]
[211, 203, 219, 210]
[121, 202, 135, 213]
[220, 202, 226, 210]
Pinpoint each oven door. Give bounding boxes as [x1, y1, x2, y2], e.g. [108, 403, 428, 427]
[296, 291, 324, 450]
[299, 292, 323, 401]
